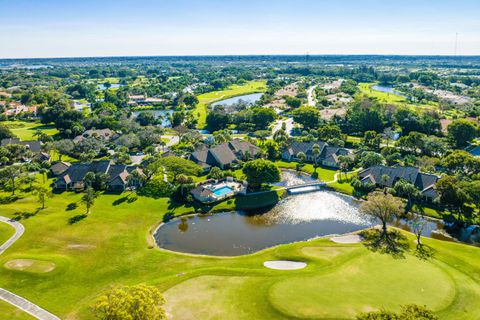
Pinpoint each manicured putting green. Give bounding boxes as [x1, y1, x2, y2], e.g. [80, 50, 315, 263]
[268, 252, 456, 319]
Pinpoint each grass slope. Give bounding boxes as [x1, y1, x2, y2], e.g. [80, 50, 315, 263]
[0, 189, 479, 319]
[0, 221, 15, 247]
[358, 82, 437, 111]
[195, 80, 267, 128]
[1, 121, 59, 141]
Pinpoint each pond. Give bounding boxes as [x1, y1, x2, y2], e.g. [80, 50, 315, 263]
[372, 85, 408, 98]
[211, 93, 263, 111]
[155, 186, 478, 256]
[155, 191, 378, 256]
[131, 109, 174, 127]
[97, 83, 124, 90]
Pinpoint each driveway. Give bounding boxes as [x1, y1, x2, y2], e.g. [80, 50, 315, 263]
[271, 118, 294, 137]
[307, 85, 318, 106]
[0, 216, 61, 320]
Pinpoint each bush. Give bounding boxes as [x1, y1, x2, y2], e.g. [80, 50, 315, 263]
[139, 177, 174, 198]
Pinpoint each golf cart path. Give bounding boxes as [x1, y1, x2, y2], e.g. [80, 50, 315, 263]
[0, 216, 61, 320]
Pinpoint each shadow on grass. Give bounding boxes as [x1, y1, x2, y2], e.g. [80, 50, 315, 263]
[414, 243, 435, 260]
[12, 208, 40, 220]
[68, 214, 87, 225]
[0, 195, 20, 204]
[360, 228, 410, 259]
[66, 202, 78, 211]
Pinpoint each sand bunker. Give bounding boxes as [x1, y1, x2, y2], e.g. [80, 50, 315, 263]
[4, 259, 56, 273]
[330, 234, 363, 244]
[263, 260, 307, 270]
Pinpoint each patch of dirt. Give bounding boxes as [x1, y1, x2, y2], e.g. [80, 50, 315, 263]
[302, 246, 355, 259]
[4, 259, 56, 273]
[263, 260, 307, 270]
[67, 244, 96, 250]
[330, 234, 363, 244]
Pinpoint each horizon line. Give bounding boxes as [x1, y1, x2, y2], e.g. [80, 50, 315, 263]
[1, 53, 480, 61]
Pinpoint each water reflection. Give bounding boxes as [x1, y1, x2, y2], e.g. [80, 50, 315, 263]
[156, 189, 478, 256]
[155, 191, 376, 256]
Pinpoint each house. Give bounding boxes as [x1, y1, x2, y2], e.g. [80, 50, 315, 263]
[128, 95, 168, 106]
[3, 102, 38, 117]
[50, 161, 71, 176]
[1, 138, 42, 153]
[358, 165, 439, 201]
[54, 160, 143, 192]
[189, 139, 260, 171]
[33, 152, 51, 162]
[281, 141, 352, 168]
[73, 129, 116, 144]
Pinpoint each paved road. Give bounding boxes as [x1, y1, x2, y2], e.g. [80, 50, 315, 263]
[0, 216, 61, 320]
[307, 85, 318, 106]
[270, 118, 294, 138]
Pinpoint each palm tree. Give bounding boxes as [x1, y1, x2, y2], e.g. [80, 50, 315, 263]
[312, 144, 321, 172]
[273, 129, 288, 145]
[381, 174, 390, 194]
[296, 152, 306, 171]
[81, 187, 97, 214]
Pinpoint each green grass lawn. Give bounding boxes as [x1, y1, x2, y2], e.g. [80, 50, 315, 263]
[275, 160, 337, 182]
[195, 80, 267, 128]
[0, 221, 15, 247]
[0, 188, 479, 319]
[358, 82, 438, 111]
[0, 300, 35, 320]
[1, 121, 59, 141]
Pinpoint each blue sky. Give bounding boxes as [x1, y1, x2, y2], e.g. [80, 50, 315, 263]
[1, 0, 479, 58]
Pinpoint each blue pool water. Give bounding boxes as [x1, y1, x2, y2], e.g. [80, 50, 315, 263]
[212, 186, 233, 196]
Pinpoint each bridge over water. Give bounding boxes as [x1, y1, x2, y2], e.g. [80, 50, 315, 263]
[285, 182, 327, 194]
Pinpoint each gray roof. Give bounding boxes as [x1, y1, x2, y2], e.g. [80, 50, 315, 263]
[50, 162, 71, 175]
[283, 141, 327, 157]
[282, 141, 351, 164]
[190, 139, 259, 168]
[55, 160, 139, 187]
[1, 138, 42, 153]
[359, 165, 439, 197]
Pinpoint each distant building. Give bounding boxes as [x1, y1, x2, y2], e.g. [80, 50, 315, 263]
[128, 94, 168, 106]
[1, 138, 42, 153]
[73, 129, 117, 144]
[3, 102, 38, 117]
[281, 141, 352, 168]
[189, 139, 260, 171]
[54, 160, 143, 192]
[50, 161, 71, 176]
[358, 165, 439, 201]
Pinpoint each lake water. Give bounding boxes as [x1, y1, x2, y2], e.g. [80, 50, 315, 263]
[154, 171, 478, 256]
[211, 93, 263, 110]
[131, 109, 174, 127]
[155, 191, 377, 256]
[372, 85, 408, 98]
[97, 83, 124, 90]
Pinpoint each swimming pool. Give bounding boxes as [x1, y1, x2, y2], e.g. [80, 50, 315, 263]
[212, 186, 234, 197]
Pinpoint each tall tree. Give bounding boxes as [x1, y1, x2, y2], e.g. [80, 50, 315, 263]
[93, 285, 166, 320]
[360, 192, 405, 236]
[242, 159, 281, 190]
[0, 165, 24, 195]
[81, 187, 97, 214]
[447, 119, 479, 148]
[32, 184, 53, 209]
